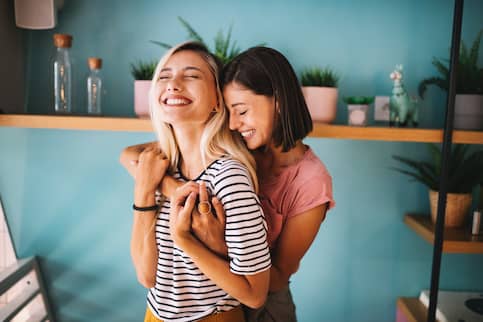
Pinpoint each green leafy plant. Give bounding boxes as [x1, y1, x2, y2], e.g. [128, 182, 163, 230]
[150, 17, 263, 66]
[418, 29, 483, 99]
[392, 144, 483, 193]
[300, 67, 339, 87]
[343, 96, 374, 105]
[130, 60, 157, 80]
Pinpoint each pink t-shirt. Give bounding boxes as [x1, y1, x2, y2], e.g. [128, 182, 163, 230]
[258, 147, 335, 249]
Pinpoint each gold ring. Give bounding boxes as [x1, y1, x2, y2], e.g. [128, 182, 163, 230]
[197, 201, 211, 215]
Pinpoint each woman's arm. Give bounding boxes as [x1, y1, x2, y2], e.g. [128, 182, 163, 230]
[269, 204, 328, 291]
[119, 141, 186, 197]
[170, 182, 270, 309]
[119, 141, 157, 178]
[130, 147, 169, 288]
[190, 203, 328, 291]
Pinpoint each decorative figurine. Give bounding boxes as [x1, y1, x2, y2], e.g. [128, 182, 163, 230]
[389, 65, 419, 127]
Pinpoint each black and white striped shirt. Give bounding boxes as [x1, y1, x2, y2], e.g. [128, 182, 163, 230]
[147, 157, 271, 322]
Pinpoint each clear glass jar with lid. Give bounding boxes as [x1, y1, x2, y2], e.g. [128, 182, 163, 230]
[87, 57, 102, 115]
[52, 33, 73, 113]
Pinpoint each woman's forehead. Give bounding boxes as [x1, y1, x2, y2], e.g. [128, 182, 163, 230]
[165, 50, 210, 71]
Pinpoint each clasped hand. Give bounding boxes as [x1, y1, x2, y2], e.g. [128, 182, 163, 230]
[170, 182, 228, 257]
[134, 146, 169, 201]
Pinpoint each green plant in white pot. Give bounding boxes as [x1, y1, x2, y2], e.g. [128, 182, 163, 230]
[300, 67, 339, 123]
[418, 29, 482, 130]
[392, 144, 483, 227]
[343, 96, 374, 126]
[130, 60, 157, 118]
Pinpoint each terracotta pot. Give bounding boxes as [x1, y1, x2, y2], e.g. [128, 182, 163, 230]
[429, 190, 472, 228]
[301, 86, 338, 123]
[134, 80, 151, 118]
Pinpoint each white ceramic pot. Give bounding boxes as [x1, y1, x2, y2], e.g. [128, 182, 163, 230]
[347, 104, 369, 126]
[301, 86, 338, 123]
[134, 80, 151, 118]
[454, 94, 483, 130]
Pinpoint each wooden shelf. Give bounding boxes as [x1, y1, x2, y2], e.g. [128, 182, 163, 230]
[404, 214, 483, 254]
[0, 114, 152, 132]
[1, 114, 482, 143]
[397, 297, 439, 322]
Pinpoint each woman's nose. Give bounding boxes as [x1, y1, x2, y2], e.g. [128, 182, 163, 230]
[166, 77, 182, 92]
[229, 115, 240, 130]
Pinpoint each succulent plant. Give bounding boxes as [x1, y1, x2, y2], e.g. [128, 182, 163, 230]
[343, 96, 374, 105]
[130, 60, 157, 80]
[300, 67, 339, 87]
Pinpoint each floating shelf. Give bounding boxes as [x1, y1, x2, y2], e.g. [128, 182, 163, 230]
[397, 297, 436, 322]
[404, 214, 483, 254]
[1, 114, 483, 143]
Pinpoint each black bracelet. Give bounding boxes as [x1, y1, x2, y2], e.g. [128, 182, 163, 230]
[132, 204, 159, 212]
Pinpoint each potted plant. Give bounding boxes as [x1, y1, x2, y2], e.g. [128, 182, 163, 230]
[392, 144, 483, 227]
[300, 67, 339, 123]
[418, 30, 482, 130]
[343, 96, 374, 126]
[151, 17, 263, 66]
[130, 60, 157, 118]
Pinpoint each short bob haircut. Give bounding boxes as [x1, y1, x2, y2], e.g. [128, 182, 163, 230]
[221, 46, 312, 152]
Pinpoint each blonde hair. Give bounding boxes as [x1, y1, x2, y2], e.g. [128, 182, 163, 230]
[148, 41, 258, 192]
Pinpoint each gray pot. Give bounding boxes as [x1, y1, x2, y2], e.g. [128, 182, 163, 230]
[454, 94, 483, 130]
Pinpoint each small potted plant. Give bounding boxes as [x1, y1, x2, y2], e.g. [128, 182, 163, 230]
[343, 96, 374, 126]
[130, 60, 157, 118]
[392, 144, 483, 227]
[418, 30, 482, 130]
[300, 67, 339, 123]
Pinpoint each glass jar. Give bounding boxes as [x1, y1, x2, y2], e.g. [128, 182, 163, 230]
[52, 34, 73, 113]
[87, 57, 102, 115]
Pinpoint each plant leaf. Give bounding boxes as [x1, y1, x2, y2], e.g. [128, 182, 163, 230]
[418, 77, 447, 99]
[177, 16, 205, 45]
[468, 30, 482, 67]
[149, 40, 172, 50]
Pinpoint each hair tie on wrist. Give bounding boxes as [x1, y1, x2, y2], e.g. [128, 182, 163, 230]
[132, 204, 159, 212]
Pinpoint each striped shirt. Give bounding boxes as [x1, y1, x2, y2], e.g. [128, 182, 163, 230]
[147, 157, 271, 322]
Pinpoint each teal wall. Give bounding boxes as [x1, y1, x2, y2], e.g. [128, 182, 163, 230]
[2, 0, 482, 321]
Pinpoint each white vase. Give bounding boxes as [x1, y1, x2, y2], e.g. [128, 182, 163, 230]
[454, 94, 483, 130]
[301, 87, 338, 123]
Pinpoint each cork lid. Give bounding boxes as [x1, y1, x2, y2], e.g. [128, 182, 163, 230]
[53, 34, 73, 48]
[88, 57, 102, 70]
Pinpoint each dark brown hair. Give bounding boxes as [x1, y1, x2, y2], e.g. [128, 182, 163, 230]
[221, 46, 312, 152]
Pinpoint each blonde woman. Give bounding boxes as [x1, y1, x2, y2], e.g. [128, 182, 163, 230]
[129, 42, 270, 322]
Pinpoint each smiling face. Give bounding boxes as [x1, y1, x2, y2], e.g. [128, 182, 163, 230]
[153, 50, 218, 126]
[223, 82, 276, 150]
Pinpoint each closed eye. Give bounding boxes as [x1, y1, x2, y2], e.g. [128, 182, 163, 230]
[239, 110, 247, 116]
